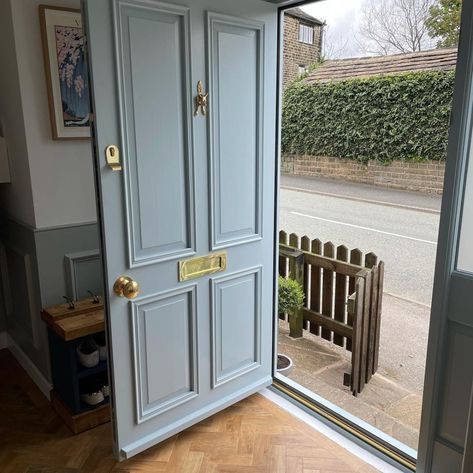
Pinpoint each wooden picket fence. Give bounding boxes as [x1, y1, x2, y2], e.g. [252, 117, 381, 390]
[279, 230, 384, 395]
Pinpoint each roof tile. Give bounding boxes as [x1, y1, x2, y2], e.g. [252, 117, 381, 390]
[285, 7, 323, 26]
[305, 48, 458, 83]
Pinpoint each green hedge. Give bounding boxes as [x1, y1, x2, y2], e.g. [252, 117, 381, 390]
[281, 71, 455, 163]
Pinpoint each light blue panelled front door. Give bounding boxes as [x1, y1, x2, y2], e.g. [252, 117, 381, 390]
[83, 0, 277, 460]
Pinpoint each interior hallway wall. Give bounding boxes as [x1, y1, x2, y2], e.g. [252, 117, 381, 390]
[10, 0, 97, 228]
[0, 0, 36, 227]
[0, 220, 49, 381]
[0, 0, 101, 391]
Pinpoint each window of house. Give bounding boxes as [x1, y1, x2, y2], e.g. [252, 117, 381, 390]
[298, 65, 309, 77]
[298, 23, 314, 44]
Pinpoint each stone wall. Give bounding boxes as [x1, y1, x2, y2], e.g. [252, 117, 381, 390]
[283, 14, 322, 87]
[281, 155, 445, 194]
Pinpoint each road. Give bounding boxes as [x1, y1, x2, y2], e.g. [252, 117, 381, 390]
[280, 176, 441, 306]
[279, 176, 443, 393]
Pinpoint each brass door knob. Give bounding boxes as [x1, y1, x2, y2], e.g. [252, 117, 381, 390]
[113, 276, 140, 299]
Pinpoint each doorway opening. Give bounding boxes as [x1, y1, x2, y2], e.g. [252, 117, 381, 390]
[274, 0, 462, 467]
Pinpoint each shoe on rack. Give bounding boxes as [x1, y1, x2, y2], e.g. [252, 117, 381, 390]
[76, 339, 99, 368]
[101, 384, 110, 397]
[80, 389, 104, 406]
[100, 371, 110, 397]
[93, 332, 107, 361]
[80, 377, 104, 406]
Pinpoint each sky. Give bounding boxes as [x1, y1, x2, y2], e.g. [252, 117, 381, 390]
[301, 0, 367, 58]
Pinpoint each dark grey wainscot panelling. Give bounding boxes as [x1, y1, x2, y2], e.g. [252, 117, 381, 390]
[0, 216, 102, 382]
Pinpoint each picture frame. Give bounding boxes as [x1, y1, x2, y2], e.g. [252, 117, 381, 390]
[39, 5, 90, 140]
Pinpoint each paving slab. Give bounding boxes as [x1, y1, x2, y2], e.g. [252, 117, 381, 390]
[278, 322, 421, 450]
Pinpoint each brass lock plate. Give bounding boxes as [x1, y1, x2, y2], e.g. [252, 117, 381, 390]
[106, 145, 122, 171]
[179, 252, 227, 282]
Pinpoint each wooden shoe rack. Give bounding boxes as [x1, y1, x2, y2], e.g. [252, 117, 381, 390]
[42, 298, 110, 434]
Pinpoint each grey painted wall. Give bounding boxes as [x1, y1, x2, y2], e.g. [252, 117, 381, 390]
[0, 216, 103, 381]
[0, 0, 102, 386]
[0, 217, 48, 375]
[35, 223, 102, 307]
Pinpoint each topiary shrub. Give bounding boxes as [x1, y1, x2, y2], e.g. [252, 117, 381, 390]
[278, 276, 305, 315]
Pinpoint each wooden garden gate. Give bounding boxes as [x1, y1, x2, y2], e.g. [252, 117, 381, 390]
[279, 231, 384, 395]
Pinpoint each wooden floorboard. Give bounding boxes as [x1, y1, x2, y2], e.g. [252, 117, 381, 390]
[0, 349, 379, 472]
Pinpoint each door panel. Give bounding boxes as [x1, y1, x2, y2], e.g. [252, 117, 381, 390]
[431, 442, 463, 473]
[211, 267, 262, 387]
[208, 14, 264, 248]
[437, 323, 473, 447]
[84, 0, 277, 460]
[131, 285, 198, 423]
[116, 2, 195, 265]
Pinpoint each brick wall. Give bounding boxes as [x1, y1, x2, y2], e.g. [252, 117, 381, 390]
[283, 15, 322, 88]
[281, 155, 445, 194]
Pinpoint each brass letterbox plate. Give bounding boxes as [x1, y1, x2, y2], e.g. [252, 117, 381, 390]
[179, 252, 227, 282]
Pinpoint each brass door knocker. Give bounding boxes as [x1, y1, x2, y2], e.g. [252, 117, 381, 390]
[194, 80, 208, 116]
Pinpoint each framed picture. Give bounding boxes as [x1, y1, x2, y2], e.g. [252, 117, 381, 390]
[39, 5, 90, 140]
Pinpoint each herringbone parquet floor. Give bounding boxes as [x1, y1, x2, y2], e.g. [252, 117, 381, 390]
[0, 349, 380, 472]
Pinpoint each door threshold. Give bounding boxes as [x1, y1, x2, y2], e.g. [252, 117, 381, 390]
[259, 387, 408, 473]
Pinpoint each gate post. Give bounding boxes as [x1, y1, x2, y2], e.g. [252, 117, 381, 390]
[289, 250, 304, 338]
[280, 245, 305, 338]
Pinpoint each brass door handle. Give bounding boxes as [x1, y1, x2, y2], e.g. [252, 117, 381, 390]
[113, 276, 140, 299]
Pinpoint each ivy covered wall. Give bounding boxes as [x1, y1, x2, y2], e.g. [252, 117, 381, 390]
[281, 71, 456, 164]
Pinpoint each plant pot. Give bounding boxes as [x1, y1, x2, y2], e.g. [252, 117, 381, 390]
[276, 354, 293, 376]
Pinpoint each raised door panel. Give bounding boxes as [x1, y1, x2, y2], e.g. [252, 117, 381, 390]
[208, 13, 264, 249]
[131, 285, 198, 423]
[438, 325, 473, 447]
[211, 267, 262, 387]
[431, 441, 463, 473]
[115, 1, 195, 266]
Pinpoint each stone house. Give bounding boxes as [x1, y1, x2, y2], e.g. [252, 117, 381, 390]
[283, 7, 324, 87]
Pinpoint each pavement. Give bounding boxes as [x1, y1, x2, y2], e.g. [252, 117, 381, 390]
[278, 322, 421, 451]
[281, 174, 442, 213]
[278, 175, 441, 450]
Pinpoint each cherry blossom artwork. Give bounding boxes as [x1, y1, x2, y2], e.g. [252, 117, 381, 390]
[55, 25, 90, 128]
[40, 6, 90, 139]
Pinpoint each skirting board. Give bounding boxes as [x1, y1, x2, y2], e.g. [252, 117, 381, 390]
[0, 331, 7, 349]
[6, 334, 52, 400]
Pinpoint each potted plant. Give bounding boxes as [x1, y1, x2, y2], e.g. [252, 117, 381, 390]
[277, 275, 305, 375]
